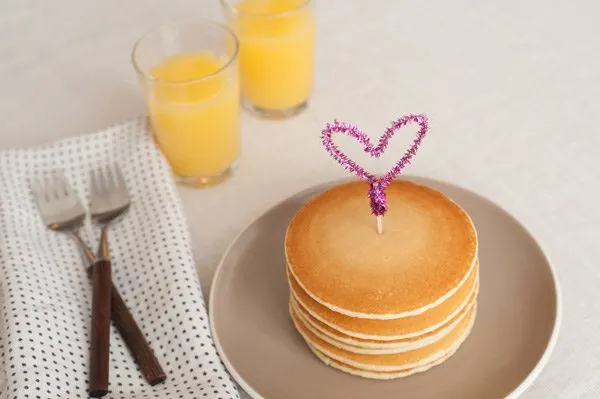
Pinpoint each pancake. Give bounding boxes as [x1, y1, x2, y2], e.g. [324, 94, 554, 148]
[308, 342, 457, 380]
[290, 303, 477, 372]
[291, 283, 478, 353]
[285, 180, 478, 319]
[288, 262, 479, 340]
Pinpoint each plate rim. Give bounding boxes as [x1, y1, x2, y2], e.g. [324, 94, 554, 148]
[209, 176, 562, 399]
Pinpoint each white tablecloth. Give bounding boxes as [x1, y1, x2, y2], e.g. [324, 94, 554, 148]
[1, 0, 599, 398]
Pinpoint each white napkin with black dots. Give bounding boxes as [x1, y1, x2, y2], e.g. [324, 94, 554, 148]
[0, 118, 239, 399]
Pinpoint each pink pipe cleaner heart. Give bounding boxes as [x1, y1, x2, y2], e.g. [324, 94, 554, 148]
[321, 114, 429, 216]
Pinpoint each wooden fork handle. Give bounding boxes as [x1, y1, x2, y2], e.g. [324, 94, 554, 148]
[86, 262, 167, 386]
[111, 284, 167, 385]
[89, 258, 112, 397]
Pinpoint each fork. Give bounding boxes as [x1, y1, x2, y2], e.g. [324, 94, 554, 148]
[33, 172, 111, 397]
[89, 165, 166, 385]
[89, 165, 131, 261]
[88, 166, 131, 397]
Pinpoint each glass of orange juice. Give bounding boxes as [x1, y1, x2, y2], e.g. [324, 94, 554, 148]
[221, 0, 315, 119]
[132, 22, 240, 187]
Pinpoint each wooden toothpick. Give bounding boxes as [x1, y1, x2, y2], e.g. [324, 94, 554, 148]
[376, 215, 383, 235]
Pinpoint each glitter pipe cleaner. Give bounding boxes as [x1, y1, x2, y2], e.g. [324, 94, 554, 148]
[321, 114, 429, 229]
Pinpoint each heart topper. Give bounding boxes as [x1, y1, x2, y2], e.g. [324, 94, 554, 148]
[320, 114, 429, 234]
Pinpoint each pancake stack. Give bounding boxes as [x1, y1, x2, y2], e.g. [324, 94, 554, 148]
[285, 180, 479, 379]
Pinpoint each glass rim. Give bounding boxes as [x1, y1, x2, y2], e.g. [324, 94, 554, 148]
[131, 20, 239, 86]
[219, 0, 312, 18]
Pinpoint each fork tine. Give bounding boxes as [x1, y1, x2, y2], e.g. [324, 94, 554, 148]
[105, 164, 116, 189]
[63, 174, 76, 197]
[113, 163, 127, 190]
[58, 171, 79, 200]
[90, 168, 103, 197]
[52, 171, 70, 197]
[52, 173, 68, 199]
[45, 175, 60, 199]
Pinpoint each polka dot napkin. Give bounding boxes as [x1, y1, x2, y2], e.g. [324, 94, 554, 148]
[0, 118, 239, 399]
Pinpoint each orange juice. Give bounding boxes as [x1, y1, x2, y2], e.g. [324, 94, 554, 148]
[231, 0, 315, 112]
[147, 52, 240, 179]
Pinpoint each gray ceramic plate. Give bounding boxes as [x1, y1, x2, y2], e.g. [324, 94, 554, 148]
[209, 177, 561, 399]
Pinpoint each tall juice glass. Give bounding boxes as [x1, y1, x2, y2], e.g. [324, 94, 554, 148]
[132, 22, 240, 187]
[221, 0, 315, 119]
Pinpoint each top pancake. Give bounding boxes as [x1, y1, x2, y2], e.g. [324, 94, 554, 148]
[285, 180, 478, 318]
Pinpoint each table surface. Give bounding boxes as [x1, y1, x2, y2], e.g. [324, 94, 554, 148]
[1, 0, 599, 398]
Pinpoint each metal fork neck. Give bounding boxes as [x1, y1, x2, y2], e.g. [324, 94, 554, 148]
[71, 231, 96, 264]
[98, 224, 111, 259]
